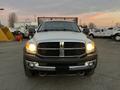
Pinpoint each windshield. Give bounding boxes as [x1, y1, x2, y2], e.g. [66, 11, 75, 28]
[37, 21, 80, 32]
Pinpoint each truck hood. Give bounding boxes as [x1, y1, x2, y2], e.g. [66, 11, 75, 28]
[33, 31, 88, 43]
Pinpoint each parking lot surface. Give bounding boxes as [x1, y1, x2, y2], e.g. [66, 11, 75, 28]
[0, 39, 120, 90]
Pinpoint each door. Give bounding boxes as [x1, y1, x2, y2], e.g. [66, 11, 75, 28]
[93, 29, 102, 37]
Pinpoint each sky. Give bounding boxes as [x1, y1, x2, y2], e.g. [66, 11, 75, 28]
[1, 0, 120, 27]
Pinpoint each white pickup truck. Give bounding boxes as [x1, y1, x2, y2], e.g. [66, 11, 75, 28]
[89, 28, 120, 41]
[23, 21, 97, 77]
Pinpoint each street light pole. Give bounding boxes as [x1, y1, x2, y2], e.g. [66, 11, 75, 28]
[0, 8, 4, 26]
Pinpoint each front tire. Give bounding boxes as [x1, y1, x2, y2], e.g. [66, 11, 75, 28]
[84, 69, 95, 77]
[23, 60, 35, 77]
[114, 35, 120, 41]
[89, 34, 94, 38]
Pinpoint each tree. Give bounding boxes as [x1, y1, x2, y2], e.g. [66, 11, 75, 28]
[8, 12, 17, 28]
[88, 22, 96, 29]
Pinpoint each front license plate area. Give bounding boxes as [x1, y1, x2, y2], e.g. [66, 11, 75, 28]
[56, 66, 69, 72]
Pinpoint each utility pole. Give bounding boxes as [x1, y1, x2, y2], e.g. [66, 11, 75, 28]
[33, 15, 36, 22]
[0, 8, 4, 27]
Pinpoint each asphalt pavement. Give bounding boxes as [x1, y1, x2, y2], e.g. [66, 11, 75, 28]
[0, 39, 120, 90]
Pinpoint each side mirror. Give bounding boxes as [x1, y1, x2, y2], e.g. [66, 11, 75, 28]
[28, 29, 36, 40]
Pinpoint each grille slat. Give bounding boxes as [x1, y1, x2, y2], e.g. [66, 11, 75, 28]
[37, 42, 86, 57]
[64, 42, 85, 48]
[38, 42, 59, 48]
[38, 48, 85, 50]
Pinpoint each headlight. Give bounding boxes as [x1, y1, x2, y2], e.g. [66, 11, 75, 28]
[25, 42, 37, 54]
[86, 41, 95, 54]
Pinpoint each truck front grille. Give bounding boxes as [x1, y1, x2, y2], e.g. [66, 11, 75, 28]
[37, 42, 86, 57]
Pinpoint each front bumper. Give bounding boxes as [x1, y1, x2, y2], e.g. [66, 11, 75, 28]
[24, 52, 97, 72]
[26, 60, 96, 71]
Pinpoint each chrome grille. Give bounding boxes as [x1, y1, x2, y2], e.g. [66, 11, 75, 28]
[37, 42, 86, 57]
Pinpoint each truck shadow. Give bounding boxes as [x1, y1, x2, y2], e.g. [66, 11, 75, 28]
[24, 74, 96, 89]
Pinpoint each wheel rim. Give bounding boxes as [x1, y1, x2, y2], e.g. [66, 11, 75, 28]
[115, 35, 120, 41]
[89, 35, 93, 38]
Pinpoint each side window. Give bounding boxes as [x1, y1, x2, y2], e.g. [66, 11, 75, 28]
[108, 27, 113, 30]
[101, 29, 104, 32]
[95, 30, 100, 32]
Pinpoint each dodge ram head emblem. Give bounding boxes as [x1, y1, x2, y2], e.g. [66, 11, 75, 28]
[60, 42, 64, 57]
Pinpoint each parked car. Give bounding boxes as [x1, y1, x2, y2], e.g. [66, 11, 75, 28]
[23, 21, 97, 77]
[89, 28, 120, 41]
[11, 27, 29, 38]
[27, 25, 37, 39]
[18, 27, 29, 38]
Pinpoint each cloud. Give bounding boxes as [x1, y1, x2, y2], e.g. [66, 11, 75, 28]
[78, 11, 120, 27]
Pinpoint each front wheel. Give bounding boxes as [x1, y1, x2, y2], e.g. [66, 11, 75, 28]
[24, 65, 36, 78]
[23, 60, 36, 77]
[89, 34, 94, 38]
[84, 69, 95, 77]
[114, 35, 120, 41]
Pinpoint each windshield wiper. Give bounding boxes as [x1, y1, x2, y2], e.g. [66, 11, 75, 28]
[37, 29, 49, 32]
[62, 29, 79, 32]
[37, 29, 79, 32]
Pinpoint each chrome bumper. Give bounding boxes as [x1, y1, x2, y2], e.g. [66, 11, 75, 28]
[26, 60, 96, 71]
